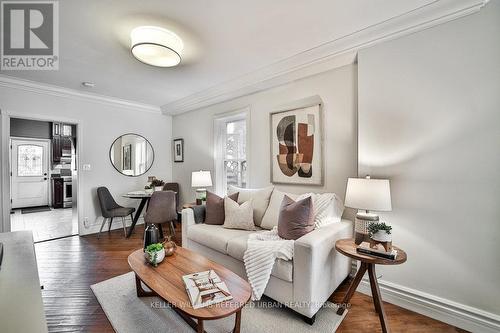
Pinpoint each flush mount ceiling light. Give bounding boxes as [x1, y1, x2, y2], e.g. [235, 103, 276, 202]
[130, 26, 183, 67]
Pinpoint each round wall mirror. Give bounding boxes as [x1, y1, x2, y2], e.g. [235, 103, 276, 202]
[109, 134, 154, 177]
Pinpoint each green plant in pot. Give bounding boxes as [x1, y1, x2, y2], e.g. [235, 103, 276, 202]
[368, 222, 392, 242]
[151, 179, 165, 191]
[144, 184, 154, 194]
[144, 243, 165, 267]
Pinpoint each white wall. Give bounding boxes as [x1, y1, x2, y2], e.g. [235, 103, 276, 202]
[358, 0, 500, 319]
[0, 87, 172, 235]
[172, 65, 358, 207]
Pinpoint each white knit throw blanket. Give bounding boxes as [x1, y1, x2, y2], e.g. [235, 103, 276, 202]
[243, 227, 294, 300]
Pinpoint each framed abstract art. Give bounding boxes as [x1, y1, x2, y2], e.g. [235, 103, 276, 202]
[173, 138, 184, 162]
[270, 101, 323, 185]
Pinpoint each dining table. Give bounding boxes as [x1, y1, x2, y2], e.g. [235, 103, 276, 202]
[122, 191, 153, 238]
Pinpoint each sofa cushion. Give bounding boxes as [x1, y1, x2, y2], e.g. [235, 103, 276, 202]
[228, 185, 274, 226]
[260, 190, 299, 230]
[187, 224, 253, 254]
[227, 233, 293, 282]
[205, 191, 239, 225]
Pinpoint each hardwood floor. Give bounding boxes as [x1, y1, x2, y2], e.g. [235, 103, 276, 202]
[35, 226, 467, 332]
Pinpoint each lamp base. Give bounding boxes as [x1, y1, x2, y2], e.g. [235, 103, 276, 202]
[354, 212, 379, 245]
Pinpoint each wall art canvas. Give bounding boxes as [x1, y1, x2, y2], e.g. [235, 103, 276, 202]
[270, 104, 323, 185]
[173, 138, 184, 162]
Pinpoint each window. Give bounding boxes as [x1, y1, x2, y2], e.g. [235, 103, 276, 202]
[214, 111, 248, 194]
[17, 145, 43, 176]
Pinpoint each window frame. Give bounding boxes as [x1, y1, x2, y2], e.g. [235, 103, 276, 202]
[213, 107, 250, 196]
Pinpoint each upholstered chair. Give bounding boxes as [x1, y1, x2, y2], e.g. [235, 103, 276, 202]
[97, 187, 135, 238]
[144, 190, 178, 239]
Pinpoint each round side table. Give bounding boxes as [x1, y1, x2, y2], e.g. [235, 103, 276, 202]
[335, 238, 407, 333]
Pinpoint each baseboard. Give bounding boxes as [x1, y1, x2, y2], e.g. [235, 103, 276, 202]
[357, 278, 500, 333]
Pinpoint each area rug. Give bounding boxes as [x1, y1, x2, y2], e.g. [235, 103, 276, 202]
[91, 272, 347, 333]
[21, 206, 51, 214]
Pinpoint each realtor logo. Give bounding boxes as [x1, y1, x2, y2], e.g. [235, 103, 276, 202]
[1, 0, 59, 70]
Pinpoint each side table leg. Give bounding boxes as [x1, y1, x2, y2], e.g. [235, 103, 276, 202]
[368, 264, 390, 333]
[233, 309, 242, 333]
[336, 262, 368, 315]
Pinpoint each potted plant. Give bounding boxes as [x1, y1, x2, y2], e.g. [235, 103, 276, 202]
[151, 179, 165, 191]
[144, 243, 165, 267]
[144, 184, 154, 194]
[368, 222, 392, 242]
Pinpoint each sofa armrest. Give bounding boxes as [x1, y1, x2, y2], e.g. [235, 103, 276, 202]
[293, 219, 353, 317]
[181, 208, 196, 247]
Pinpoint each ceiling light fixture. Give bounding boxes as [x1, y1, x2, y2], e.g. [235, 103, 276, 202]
[130, 26, 183, 67]
[81, 81, 95, 88]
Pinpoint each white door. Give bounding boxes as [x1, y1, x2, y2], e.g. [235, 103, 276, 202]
[11, 139, 50, 208]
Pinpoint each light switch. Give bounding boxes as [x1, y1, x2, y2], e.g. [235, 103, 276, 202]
[82, 164, 91, 171]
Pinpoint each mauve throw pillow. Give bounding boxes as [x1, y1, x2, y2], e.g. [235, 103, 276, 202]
[278, 195, 314, 240]
[205, 191, 239, 225]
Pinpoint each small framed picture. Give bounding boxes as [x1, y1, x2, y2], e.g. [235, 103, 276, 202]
[173, 138, 184, 162]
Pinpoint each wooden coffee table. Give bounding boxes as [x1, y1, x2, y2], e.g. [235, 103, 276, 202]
[128, 247, 252, 333]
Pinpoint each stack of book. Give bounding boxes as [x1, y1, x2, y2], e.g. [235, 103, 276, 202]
[182, 270, 233, 309]
[356, 241, 398, 260]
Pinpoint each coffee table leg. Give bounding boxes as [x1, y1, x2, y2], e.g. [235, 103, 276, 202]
[233, 309, 242, 333]
[197, 319, 204, 333]
[135, 274, 157, 297]
[336, 262, 368, 315]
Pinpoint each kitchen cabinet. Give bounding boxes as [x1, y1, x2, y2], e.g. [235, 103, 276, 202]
[52, 178, 63, 208]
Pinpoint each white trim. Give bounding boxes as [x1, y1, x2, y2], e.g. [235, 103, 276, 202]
[0, 75, 162, 114]
[357, 278, 500, 333]
[162, 0, 489, 115]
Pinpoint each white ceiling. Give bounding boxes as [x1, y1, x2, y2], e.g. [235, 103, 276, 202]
[0, 0, 481, 112]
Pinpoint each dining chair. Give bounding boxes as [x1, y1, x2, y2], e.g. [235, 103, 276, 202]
[162, 182, 180, 212]
[97, 187, 136, 238]
[144, 190, 178, 240]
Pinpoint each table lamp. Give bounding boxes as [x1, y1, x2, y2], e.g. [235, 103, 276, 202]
[345, 176, 392, 245]
[191, 170, 212, 205]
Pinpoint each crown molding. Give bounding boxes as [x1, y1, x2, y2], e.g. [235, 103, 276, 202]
[162, 0, 489, 115]
[0, 75, 162, 114]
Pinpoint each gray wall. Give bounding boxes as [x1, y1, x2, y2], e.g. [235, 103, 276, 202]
[358, 1, 500, 316]
[172, 65, 358, 208]
[10, 118, 51, 139]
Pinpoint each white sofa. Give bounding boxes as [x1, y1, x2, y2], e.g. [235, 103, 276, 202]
[181, 188, 353, 323]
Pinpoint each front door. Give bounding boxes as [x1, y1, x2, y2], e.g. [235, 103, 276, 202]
[11, 138, 50, 208]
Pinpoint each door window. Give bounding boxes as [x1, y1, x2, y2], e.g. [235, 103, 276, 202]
[17, 145, 44, 176]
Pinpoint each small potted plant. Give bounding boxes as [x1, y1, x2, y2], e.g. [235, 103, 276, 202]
[151, 179, 165, 191]
[144, 184, 154, 194]
[368, 222, 392, 242]
[144, 243, 165, 267]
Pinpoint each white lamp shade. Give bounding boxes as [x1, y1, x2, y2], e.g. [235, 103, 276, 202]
[191, 171, 212, 188]
[345, 178, 392, 211]
[130, 26, 183, 67]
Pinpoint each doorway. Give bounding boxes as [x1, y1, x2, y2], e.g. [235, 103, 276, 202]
[8, 117, 79, 242]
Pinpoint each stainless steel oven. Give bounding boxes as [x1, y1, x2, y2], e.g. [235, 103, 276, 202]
[62, 176, 72, 208]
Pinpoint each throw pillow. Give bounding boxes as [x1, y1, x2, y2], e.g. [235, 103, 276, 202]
[260, 190, 300, 230]
[310, 193, 344, 228]
[278, 195, 314, 240]
[228, 185, 274, 226]
[205, 191, 239, 225]
[223, 198, 255, 231]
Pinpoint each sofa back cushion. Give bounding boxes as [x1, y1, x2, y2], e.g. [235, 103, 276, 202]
[205, 191, 239, 225]
[261, 190, 344, 230]
[278, 195, 314, 240]
[228, 185, 273, 226]
[260, 189, 299, 230]
[223, 198, 256, 231]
